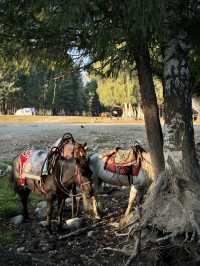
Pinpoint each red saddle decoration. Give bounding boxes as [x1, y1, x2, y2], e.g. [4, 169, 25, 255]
[105, 157, 140, 176]
[18, 150, 33, 186]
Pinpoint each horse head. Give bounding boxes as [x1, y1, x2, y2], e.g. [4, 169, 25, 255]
[52, 141, 101, 220]
[73, 142, 87, 159]
[75, 151, 100, 219]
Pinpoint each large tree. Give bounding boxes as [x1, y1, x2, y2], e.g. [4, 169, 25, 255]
[0, 0, 165, 174]
[1, 1, 200, 263]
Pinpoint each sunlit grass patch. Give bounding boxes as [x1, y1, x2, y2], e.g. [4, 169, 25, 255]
[0, 115, 146, 124]
[0, 228, 16, 246]
[0, 171, 43, 246]
[0, 174, 42, 219]
[0, 175, 20, 218]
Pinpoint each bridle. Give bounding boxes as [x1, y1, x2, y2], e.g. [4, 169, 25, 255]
[50, 143, 92, 197]
[74, 164, 91, 192]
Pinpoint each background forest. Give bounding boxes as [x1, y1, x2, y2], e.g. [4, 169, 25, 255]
[0, 59, 163, 117]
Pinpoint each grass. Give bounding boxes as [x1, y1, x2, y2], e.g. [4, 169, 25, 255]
[0, 174, 43, 219]
[0, 229, 16, 246]
[0, 175, 20, 218]
[0, 170, 42, 246]
[0, 115, 199, 125]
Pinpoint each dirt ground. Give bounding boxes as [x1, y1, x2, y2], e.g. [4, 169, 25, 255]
[1, 122, 200, 266]
[0, 123, 149, 161]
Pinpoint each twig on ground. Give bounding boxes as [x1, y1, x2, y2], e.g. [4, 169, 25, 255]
[59, 211, 120, 240]
[119, 218, 139, 231]
[125, 232, 141, 266]
[115, 232, 129, 237]
[155, 232, 177, 243]
[102, 247, 129, 256]
[58, 222, 101, 240]
[32, 257, 58, 266]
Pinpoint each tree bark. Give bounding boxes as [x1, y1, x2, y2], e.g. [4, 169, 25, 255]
[163, 31, 199, 181]
[135, 43, 165, 176]
[142, 30, 200, 236]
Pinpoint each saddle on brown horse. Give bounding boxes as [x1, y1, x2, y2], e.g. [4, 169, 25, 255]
[103, 145, 145, 177]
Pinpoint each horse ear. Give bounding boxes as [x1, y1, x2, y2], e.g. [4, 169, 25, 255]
[135, 144, 146, 153]
[84, 142, 88, 150]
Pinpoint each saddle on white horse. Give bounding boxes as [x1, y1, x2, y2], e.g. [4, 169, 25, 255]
[102, 146, 142, 177]
[17, 133, 76, 186]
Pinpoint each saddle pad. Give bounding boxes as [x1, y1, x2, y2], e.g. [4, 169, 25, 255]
[115, 148, 135, 166]
[18, 150, 33, 185]
[105, 157, 141, 176]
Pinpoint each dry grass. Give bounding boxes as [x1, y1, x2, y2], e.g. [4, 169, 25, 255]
[0, 115, 145, 124]
[0, 115, 199, 125]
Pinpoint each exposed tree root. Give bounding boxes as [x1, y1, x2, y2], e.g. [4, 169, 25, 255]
[122, 166, 200, 265]
[154, 232, 177, 243]
[125, 231, 141, 266]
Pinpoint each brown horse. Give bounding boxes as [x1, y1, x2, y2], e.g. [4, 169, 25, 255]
[11, 136, 100, 232]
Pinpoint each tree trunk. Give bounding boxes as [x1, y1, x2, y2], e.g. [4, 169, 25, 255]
[1, 99, 8, 115]
[142, 31, 200, 236]
[135, 43, 164, 176]
[163, 31, 199, 180]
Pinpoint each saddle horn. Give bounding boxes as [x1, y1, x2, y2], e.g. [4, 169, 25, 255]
[61, 133, 75, 143]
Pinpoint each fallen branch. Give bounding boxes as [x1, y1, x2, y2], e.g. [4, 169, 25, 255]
[155, 232, 177, 243]
[59, 211, 120, 240]
[58, 222, 101, 240]
[32, 257, 58, 266]
[119, 217, 139, 231]
[102, 247, 129, 256]
[125, 234, 141, 266]
[115, 232, 129, 237]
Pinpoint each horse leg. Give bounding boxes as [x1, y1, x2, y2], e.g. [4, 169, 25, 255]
[124, 185, 137, 217]
[19, 187, 30, 221]
[57, 197, 65, 231]
[91, 196, 101, 219]
[93, 174, 103, 193]
[71, 184, 77, 218]
[135, 189, 145, 218]
[46, 194, 54, 233]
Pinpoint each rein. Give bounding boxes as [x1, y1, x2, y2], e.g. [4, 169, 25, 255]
[74, 165, 91, 191]
[51, 146, 91, 197]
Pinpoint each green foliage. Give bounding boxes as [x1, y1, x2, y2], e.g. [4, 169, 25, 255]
[94, 72, 139, 107]
[0, 57, 89, 115]
[0, 0, 199, 116]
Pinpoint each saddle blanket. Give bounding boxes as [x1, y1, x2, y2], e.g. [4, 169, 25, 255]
[18, 150, 34, 186]
[105, 157, 140, 176]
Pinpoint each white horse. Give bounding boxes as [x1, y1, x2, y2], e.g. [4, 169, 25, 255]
[89, 149, 154, 218]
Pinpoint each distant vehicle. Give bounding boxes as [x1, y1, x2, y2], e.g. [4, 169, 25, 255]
[15, 108, 36, 116]
[111, 107, 123, 117]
